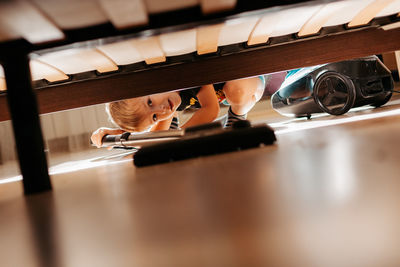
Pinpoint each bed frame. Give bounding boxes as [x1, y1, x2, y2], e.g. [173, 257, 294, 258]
[1, 0, 400, 194]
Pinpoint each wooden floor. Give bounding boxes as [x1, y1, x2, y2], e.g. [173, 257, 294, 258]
[1, 94, 400, 267]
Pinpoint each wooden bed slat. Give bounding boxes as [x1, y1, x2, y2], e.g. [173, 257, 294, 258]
[323, 0, 375, 27]
[98, 0, 148, 29]
[144, 0, 199, 14]
[197, 24, 223, 55]
[348, 0, 396, 28]
[159, 29, 197, 57]
[37, 49, 118, 74]
[31, 0, 109, 29]
[218, 17, 259, 47]
[270, 5, 323, 37]
[86, 50, 119, 73]
[298, 4, 335, 37]
[30, 60, 69, 82]
[0, 0, 64, 44]
[376, 0, 400, 17]
[248, 5, 321, 45]
[200, 0, 236, 14]
[247, 17, 271, 46]
[132, 37, 166, 65]
[298, 1, 360, 37]
[97, 40, 143, 66]
[381, 20, 400, 30]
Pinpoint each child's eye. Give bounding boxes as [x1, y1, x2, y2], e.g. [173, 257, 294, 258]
[147, 98, 152, 106]
[152, 114, 157, 122]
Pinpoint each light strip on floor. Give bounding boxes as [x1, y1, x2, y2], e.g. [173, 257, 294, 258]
[0, 157, 132, 185]
[274, 108, 400, 135]
[0, 176, 22, 184]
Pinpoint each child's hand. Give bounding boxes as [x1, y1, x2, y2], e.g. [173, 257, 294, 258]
[91, 127, 125, 148]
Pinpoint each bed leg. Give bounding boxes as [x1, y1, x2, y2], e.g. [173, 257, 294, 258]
[0, 40, 52, 194]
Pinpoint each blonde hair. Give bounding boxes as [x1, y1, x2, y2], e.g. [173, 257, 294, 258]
[106, 99, 148, 132]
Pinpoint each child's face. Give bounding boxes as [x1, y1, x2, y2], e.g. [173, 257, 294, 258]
[127, 91, 181, 130]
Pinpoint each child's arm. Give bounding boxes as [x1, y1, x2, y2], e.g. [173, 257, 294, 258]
[181, 84, 220, 129]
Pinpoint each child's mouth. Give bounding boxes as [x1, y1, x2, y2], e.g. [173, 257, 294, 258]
[168, 99, 173, 110]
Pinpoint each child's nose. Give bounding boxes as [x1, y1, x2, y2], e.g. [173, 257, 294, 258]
[155, 105, 167, 114]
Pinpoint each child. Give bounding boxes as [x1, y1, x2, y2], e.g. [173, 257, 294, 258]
[91, 76, 265, 147]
